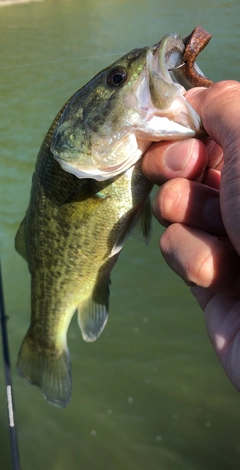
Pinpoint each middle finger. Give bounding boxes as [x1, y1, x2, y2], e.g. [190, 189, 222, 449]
[153, 178, 226, 236]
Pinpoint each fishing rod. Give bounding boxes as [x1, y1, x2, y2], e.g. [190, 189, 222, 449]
[0, 261, 21, 470]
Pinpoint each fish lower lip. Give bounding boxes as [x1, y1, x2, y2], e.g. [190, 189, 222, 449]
[152, 33, 185, 83]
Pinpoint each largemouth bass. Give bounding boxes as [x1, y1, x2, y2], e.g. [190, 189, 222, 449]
[15, 29, 211, 407]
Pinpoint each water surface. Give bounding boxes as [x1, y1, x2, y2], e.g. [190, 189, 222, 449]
[1, 1, 240, 469]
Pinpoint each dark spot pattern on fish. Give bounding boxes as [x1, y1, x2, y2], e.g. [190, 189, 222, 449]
[15, 27, 212, 407]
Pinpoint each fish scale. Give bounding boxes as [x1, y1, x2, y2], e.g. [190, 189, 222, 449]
[15, 29, 211, 407]
[16, 120, 153, 406]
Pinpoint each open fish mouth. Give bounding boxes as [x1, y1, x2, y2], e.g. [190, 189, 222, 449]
[169, 26, 213, 89]
[149, 26, 213, 90]
[51, 26, 213, 181]
[143, 26, 213, 135]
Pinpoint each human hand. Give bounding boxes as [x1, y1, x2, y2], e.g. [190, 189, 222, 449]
[142, 81, 240, 391]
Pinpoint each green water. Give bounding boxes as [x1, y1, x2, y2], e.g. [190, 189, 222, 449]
[1, 0, 240, 469]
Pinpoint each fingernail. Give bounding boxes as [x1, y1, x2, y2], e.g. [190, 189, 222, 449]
[164, 140, 194, 172]
[203, 198, 226, 234]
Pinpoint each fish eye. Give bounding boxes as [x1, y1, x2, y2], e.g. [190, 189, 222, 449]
[106, 68, 127, 87]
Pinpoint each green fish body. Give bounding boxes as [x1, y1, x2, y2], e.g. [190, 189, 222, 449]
[16, 32, 203, 407]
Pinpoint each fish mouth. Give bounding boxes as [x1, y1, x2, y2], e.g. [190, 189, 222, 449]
[51, 27, 213, 181]
[150, 26, 213, 92]
[150, 33, 186, 88]
[145, 28, 212, 134]
[90, 31, 213, 180]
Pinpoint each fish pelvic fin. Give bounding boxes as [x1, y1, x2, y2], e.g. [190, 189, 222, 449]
[78, 256, 119, 342]
[17, 330, 72, 408]
[15, 216, 28, 262]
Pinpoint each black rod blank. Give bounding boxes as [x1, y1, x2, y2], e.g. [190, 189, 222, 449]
[0, 261, 21, 470]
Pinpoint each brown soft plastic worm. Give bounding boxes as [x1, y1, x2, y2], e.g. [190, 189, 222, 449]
[183, 26, 214, 87]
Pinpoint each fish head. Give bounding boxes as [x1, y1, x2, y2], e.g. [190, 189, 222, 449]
[51, 33, 206, 181]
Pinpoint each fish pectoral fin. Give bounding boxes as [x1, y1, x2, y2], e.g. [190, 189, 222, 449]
[15, 216, 28, 262]
[110, 196, 152, 257]
[58, 189, 106, 224]
[17, 329, 72, 408]
[78, 270, 112, 342]
[132, 196, 152, 245]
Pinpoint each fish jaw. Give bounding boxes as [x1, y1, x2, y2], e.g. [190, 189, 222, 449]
[56, 112, 196, 183]
[55, 133, 146, 181]
[144, 33, 202, 133]
[51, 33, 203, 182]
[119, 33, 201, 139]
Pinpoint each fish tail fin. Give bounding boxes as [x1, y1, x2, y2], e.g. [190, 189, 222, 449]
[17, 330, 71, 408]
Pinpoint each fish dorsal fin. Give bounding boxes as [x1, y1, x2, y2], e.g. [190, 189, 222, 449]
[15, 216, 28, 262]
[110, 196, 152, 257]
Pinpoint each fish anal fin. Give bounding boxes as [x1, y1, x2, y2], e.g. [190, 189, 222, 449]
[17, 329, 71, 408]
[15, 216, 28, 262]
[78, 298, 108, 342]
[78, 257, 119, 342]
